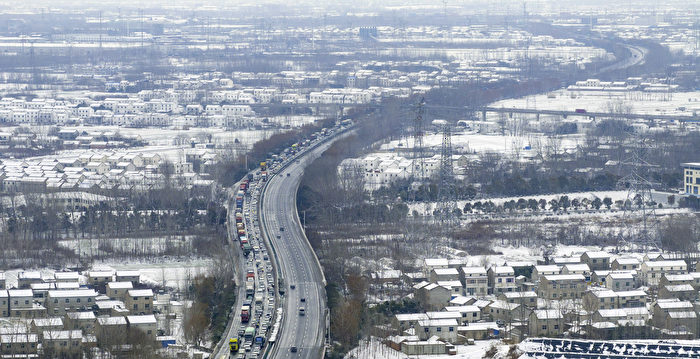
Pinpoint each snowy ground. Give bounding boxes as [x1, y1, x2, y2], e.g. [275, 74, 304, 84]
[380, 131, 581, 157]
[92, 259, 212, 291]
[492, 89, 700, 117]
[408, 190, 682, 217]
[345, 337, 511, 359]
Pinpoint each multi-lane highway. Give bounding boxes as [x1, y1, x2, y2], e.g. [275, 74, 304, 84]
[260, 139, 338, 358]
[213, 123, 352, 359]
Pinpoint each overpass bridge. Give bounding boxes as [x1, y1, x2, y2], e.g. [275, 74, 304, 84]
[474, 106, 700, 123]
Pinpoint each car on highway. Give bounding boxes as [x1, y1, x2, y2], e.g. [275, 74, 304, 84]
[287, 173, 291, 176]
[298, 307, 305, 315]
[290, 346, 298, 353]
[290, 284, 295, 289]
[300, 297, 306, 302]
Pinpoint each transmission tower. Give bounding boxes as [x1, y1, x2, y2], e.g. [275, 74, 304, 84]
[617, 133, 661, 252]
[411, 97, 427, 181]
[436, 122, 457, 224]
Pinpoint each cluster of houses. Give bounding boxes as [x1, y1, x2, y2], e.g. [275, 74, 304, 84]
[567, 77, 679, 93]
[0, 84, 379, 128]
[0, 149, 216, 197]
[380, 251, 700, 356]
[0, 269, 167, 357]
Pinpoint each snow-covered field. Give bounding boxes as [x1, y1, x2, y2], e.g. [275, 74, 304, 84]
[408, 190, 683, 217]
[346, 337, 510, 359]
[492, 89, 700, 117]
[92, 259, 212, 291]
[380, 131, 581, 156]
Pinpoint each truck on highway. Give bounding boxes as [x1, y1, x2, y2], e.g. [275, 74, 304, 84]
[278, 278, 285, 295]
[244, 327, 255, 341]
[575, 108, 587, 113]
[241, 305, 250, 323]
[242, 242, 252, 256]
[229, 337, 239, 352]
[260, 161, 267, 171]
[245, 281, 255, 297]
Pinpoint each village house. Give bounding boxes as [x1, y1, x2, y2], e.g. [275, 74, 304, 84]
[443, 305, 481, 324]
[605, 272, 635, 291]
[126, 314, 157, 340]
[106, 282, 133, 301]
[414, 282, 452, 311]
[125, 289, 154, 314]
[488, 266, 516, 294]
[485, 300, 529, 323]
[0, 333, 38, 356]
[460, 267, 488, 296]
[581, 251, 611, 271]
[531, 265, 560, 283]
[64, 311, 96, 333]
[529, 310, 564, 337]
[611, 257, 641, 271]
[430, 268, 460, 282]
[537, 274, 586, 300]
[41, 330, 82, 356]
[46, 289, 98, 316]
[415, 319, 458, 343]
[640, 260, 687, 286]
[498, 291, 538, 308]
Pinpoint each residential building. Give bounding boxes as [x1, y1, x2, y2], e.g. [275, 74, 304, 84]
[617, 290, 646, 308]
[529, 310, 564, 337]
[498, 291, 538, 308]
[659, 284, 697, 301]
[443, 305, 481, 324]
[460, 267, 488, 296]
[611, 258, 641, 271]
[54, 272, 81, 283]
[415, 319, 458, 343]
[125, 289, 154, 314]
[640, 260, 687, 286]
[531, 265, 560, 282]
[485, 300, 529, 323]
[537, 274, 586, 300]
[0, 333, 38, 356]
[95, 317, 127, 345]
[487, 266, 516, 294]
[41, 330, 82, 357]
[115, 271, 140, 286]
[46, 289, 98, 315]
[393, 313, 428, 332]
[583, 289, 618, 311]
[18, 271, 43, 289]
[106, 282, 133, 300]
[682, 162, 700, 195]
[414, 282, 452, 311]
[87, 271, 113, 287]
[126, 314, 157, 339]
[605, 272, 635, 291]
[430, 268, 460, 282]
[581, 251, 611, 271]
[64, 311, 96, 333]
[31, 318, 63, 333]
